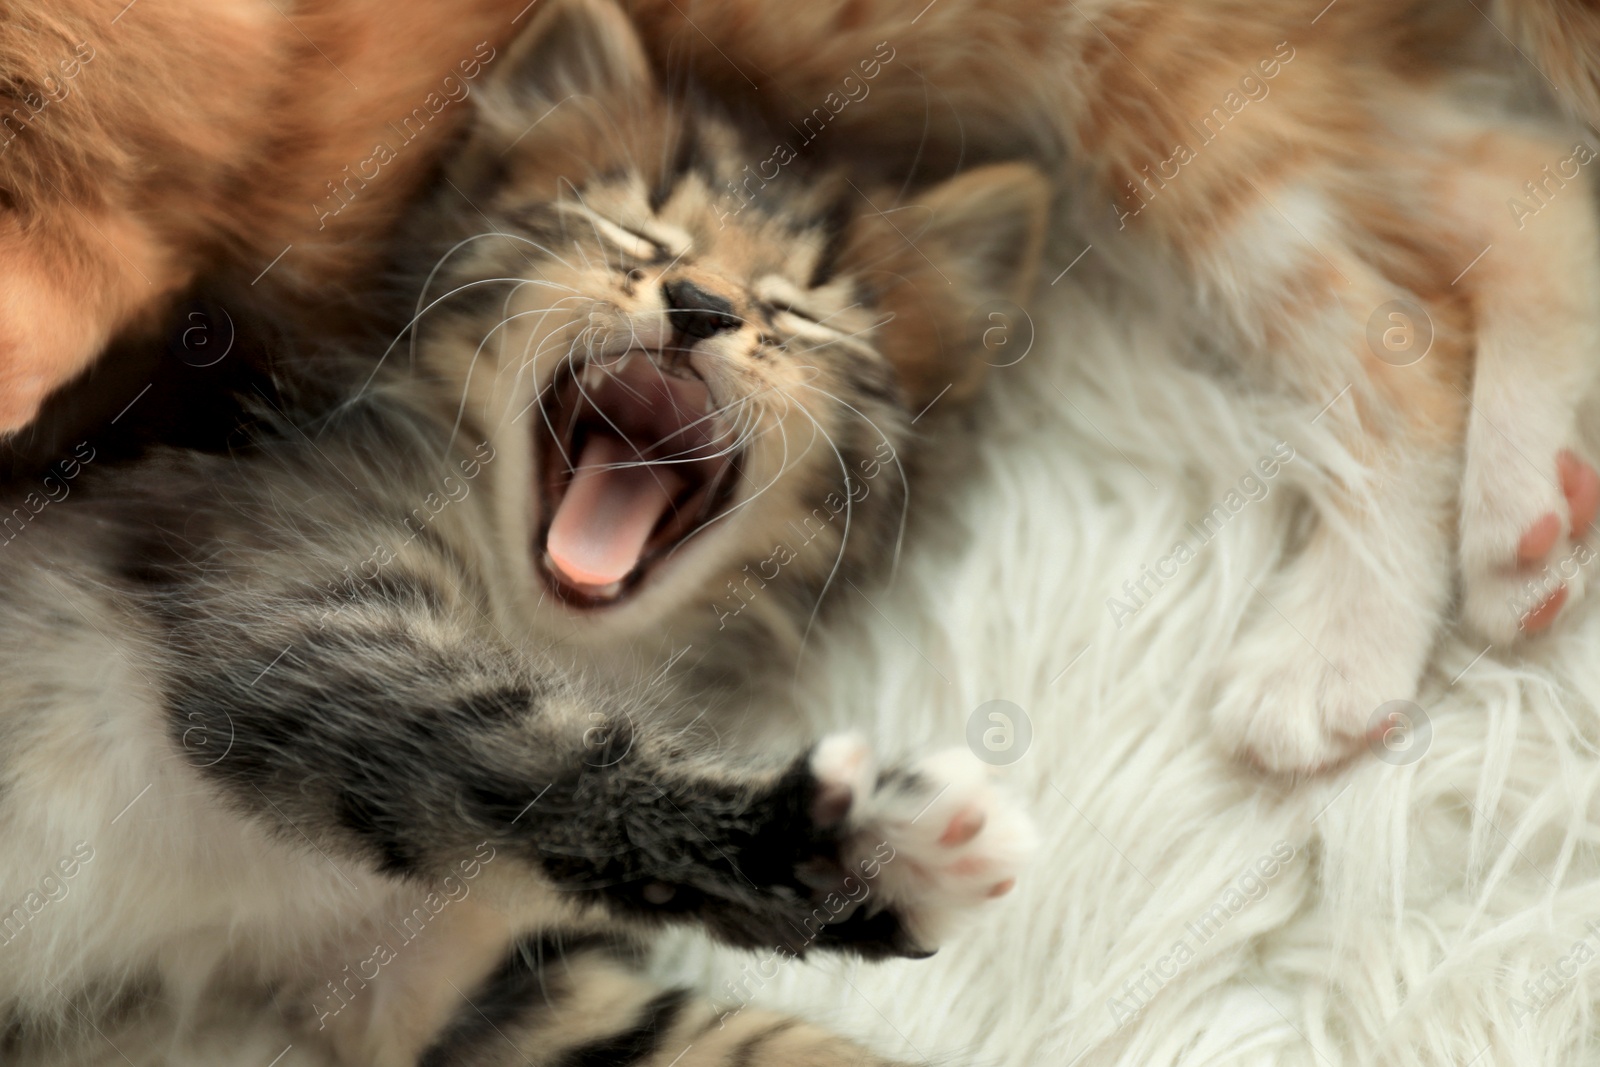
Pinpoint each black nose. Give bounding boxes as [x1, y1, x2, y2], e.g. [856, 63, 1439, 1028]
[662, 279, 741, 340]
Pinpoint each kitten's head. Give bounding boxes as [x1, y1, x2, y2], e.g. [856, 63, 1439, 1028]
[410, 0, 1047, 655]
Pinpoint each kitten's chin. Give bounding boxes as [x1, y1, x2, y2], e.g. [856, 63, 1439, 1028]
[533, 347, 742, 610]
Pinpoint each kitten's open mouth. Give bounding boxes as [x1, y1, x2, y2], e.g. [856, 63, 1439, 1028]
[535, 350, 741, 608]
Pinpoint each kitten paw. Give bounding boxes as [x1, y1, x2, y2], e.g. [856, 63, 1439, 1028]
[1209, 577, 1434, 775]
[808, 735, 1035, 953]
[1460, 448, 1598, 642]
[611, 734, 1033, 960]
[1212, 653, 1398, 776]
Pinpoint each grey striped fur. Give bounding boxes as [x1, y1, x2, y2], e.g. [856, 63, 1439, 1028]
[0, 0, 1043, 1063]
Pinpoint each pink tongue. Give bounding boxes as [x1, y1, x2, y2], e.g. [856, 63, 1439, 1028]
[546, 435, 683, 589]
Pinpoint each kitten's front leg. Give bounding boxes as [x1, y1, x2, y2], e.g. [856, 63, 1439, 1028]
[167, 578, 1029, 1066]
[307, 721, 1027, 1067]
[1209, 452, 1457, 774]
[1451, 128, 1600, 643]
[1180, 195, 1468, 774]
[166, 580, 1029, 959]
[466, 719, 1032, 960]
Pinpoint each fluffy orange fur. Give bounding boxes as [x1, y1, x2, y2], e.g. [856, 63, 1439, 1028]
[0, 0, 537, 431]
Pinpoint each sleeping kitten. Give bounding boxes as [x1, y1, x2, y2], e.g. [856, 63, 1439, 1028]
[621, 0, 1600, 772]
[0, 1, 1046, 1064]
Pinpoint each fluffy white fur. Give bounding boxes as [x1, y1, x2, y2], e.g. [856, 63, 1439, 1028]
[41, 256, 1600, 1067]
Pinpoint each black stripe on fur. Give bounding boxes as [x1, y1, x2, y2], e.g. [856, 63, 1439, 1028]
[728, 1019, 801, 1067]
[418, 931, 631, 1067]
[553, 988, 690, 1067]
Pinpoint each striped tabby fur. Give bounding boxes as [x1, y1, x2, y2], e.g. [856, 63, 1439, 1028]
[0, 1, 1042, 1064]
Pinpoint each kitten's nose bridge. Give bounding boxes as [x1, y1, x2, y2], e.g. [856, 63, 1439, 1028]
[662, 277, 742, 340]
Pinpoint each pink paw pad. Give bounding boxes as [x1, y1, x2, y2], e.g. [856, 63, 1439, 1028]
[937, 810, 1015, 898]
[938, 808, 985, 847]
[1518, 512, 1562, 566]
[1560, 451, 1600, 539]
[1511, 451, 1598, 635]
[1520, 585, 1569, 634]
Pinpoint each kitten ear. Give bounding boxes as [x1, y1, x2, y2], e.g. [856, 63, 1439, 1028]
[911, 163, 1051, 308]
[851, 163, 1050, 408]
[500, 0, 654, 104]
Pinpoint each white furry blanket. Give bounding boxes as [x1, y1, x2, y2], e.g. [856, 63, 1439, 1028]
[86, 276, 1600, 1066]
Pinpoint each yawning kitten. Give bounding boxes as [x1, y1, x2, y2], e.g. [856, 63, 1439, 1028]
[0, 1, 1045, 1064]
[384, 4, 1048, 693]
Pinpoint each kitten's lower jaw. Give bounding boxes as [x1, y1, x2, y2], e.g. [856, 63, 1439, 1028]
[534, 349, 741, 609]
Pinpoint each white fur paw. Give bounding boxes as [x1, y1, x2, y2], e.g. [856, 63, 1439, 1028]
[1209, 590, 1432, 776]
[1460, 448, 1600, 644]
[810, 734, 1035, 952]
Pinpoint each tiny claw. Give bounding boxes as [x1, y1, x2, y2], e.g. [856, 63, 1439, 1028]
[987, 878, 1017, 899]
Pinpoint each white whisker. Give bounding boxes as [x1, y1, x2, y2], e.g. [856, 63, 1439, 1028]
[347, 271, 585, 410]
[793, 380, 909, 585]
[446, 298, 590, 449]
[663, 392, 819, 552]
[769, 395, 857, 668]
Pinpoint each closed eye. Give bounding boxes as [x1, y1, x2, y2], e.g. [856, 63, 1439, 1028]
[767, 303, 853, 347]
[571, 211, 665, 261]
[755, 276, 844, 336]
[771, 302, 820, 323]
